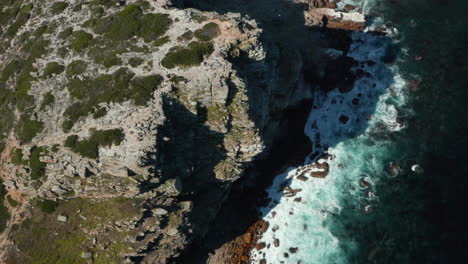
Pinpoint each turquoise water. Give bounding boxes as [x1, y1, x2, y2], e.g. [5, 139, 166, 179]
[251, 0, 468, 263]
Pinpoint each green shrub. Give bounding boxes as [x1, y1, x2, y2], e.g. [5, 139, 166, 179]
[40, 91, 55, 110]
[66, 60, 87, 77]
[139, 13, 172, 42]
[65, 129, 125, 159]
[15, 115, 44, 143]
[93, 107, 107, 119]
[51, 2, 69, 15]
[51, 144, 60, 153]
[1, 59, 21, 81]
[43, 62, 64, 77]
[6, 12, 30, 38]
[153, 36, 170, 47]
[91, 0, 119, 7]
[105, 5, 142, 41]
[93, 5, 171, 43]
[37, 199, 58, 214]
[129, 57, 144, 67]
[29, 146, 47, 180]
[63, 68, 163, 130]
[71, 30, 93, 52]
[130, 75, 163, 105]
[177, 30, 193, 42]
[161, 41, 214, 69]
[194, 22, 220, 41]
[86, 40, 130, 68]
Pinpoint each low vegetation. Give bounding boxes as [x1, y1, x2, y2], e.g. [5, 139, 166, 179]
[43, 62, 64, 77]
[29, 146, 47, 180]
[64, 129, 125, 159]
[0, 181, 9, 233]
[71, 30, 93, 52]
[63, 68, 162, 130]
[66, 60, 87, 77]
[8, 197, 141, 263]
[15, 114, 44, 143]
[161, 41, 214, 69]
[50, 2, 69, 15]
[194, 22, 220, 41]
[92, 4, 172, 42]
[40, 91, 55, 110]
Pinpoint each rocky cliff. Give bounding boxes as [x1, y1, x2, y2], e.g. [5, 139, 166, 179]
[0, 0, 366, 263]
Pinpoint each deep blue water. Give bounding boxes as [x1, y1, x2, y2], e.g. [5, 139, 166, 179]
[252, 0, 468, 263]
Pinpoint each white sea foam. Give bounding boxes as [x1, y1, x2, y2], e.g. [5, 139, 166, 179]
[251, 25, 409, 264]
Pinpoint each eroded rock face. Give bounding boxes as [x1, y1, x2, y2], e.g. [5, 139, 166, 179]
[0, 0, 323, 262]
[304, 8, 366, 31]
[0, 1, 266, 263]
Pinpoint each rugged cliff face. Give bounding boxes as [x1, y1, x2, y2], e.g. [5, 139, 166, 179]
[0, 0, 365, 263]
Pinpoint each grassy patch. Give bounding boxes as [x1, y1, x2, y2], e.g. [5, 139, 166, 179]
[43, 62, 64, 77]
[8, 197, 141, 263]
[64, 129, 125, 159]
[15, 115, 44, 143]
[51, 2, 69, 15]
[194, 22, 220, 41]
[161, 41, 214, 69]
[71, 30, 93, 52]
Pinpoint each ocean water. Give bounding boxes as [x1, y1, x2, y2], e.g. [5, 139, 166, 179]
[251, 0, 468, 263]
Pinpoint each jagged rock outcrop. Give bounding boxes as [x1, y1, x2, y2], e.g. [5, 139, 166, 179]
[0, 0, 370, 263]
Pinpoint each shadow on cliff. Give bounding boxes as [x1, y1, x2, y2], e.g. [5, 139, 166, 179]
[170, 1, 399, 263]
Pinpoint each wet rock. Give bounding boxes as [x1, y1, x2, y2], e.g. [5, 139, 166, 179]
[339, 115, 350, 124]
[243, 233, 252, 243]
[343, 4, 356, 12]
[289, 247, 299, 253]
[259, 259, 267, 264]
[297, 174, 308, 181]
[304, 8, 365, 31]
[293, 197, 302, 202]
[256, 242, 266, 250]
[360, 178, 371, 188]
[274, 239, 280, 247]
[411, 164, 424, 174]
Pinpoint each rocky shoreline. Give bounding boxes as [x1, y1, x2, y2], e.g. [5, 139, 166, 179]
[175, 1, 383, 263]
